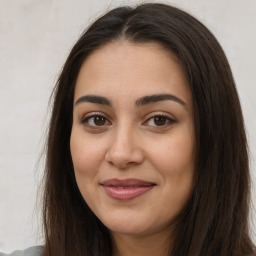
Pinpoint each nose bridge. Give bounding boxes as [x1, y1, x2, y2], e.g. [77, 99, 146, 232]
[114, 122, 133, 150]
[105, 120, 144, 168]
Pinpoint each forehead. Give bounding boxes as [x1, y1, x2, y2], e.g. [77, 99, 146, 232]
[74, 40, 191, 106]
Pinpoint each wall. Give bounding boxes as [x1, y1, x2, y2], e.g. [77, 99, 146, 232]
[0, 0, 255, 252]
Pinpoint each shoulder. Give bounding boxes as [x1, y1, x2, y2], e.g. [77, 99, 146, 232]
[0, 246, 43, 256]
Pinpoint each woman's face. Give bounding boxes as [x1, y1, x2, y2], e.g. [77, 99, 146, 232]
[70, 40, 195, 238]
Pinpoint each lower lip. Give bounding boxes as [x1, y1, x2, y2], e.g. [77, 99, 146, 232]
[102, 186, 154, 201]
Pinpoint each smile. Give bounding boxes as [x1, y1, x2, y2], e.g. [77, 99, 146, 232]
[101, 179, 156, 201]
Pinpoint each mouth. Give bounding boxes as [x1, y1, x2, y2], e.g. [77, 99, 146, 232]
[100, 179, 156, 201]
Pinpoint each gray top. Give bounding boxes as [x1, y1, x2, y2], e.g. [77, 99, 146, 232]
[0, 246, 43, 256]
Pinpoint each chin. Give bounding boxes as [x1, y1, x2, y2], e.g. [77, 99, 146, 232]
[109, 224, 152, 237]
[99, 211, 173, 238]
[99, 212, 151, 235]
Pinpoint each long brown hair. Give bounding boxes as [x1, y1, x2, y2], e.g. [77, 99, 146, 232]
[42, 3, 255, 256]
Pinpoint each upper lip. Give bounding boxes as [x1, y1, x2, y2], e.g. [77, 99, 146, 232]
[101, 179, 155, 187]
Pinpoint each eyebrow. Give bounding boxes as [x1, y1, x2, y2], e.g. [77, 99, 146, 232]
[75, 95, 112, 106]
[75, 93, 185, 107]
[135, 94, 186, 107]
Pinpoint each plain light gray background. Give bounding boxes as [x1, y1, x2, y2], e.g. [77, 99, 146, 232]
[0, 0, 255, 253]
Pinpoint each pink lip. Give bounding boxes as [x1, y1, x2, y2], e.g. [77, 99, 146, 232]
[101, 179, 155, 201]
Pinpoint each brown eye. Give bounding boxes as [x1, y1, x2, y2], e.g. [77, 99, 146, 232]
[144, 114, 176, 127]
[82, 115, 110, 127]
[154, 116, 167, 126]
[93, 116, 106, 126]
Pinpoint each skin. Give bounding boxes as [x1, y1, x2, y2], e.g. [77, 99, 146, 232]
[70, 40, 195, 256]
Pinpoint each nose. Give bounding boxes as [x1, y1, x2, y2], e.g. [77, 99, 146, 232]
[105, 126, 144, 169]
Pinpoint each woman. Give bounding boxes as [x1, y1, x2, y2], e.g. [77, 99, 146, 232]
[2, 2, 255, 256]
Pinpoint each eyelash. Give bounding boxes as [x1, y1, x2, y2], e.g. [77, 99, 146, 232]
[143, 113, 176, 127]
[80, 112, 176, 129]
[81, 113, 111, 128]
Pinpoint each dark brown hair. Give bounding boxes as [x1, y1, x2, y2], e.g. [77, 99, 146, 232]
[42, 3, 255, 256]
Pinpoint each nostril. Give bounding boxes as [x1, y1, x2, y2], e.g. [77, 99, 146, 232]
[105, 147, 144, 169]
[104, 132, 144, 168]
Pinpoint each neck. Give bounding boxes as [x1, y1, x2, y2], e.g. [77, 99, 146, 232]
[111, 229, 172, 256]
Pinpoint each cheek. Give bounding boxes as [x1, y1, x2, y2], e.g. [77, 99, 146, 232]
[70, 131, 104, 195]
[147, 125, 195, 206]
[70, 129, 104, 172]
[149, 128, 195, 175]
[70, 135, 101, 211]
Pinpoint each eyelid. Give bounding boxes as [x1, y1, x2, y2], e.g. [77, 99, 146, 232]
[142, 111, 177, 126]
[144, 111, 176, 121]
[80, 112, 112, 126]
[79, 111, 176, 128]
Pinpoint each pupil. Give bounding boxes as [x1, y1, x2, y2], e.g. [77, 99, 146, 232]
[154, 116, 166, 126]
[94, 116, 105, 126]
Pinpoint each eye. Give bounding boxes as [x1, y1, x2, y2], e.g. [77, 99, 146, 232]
[144, 114, 176, 127]
[81, 115, 111, 127]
